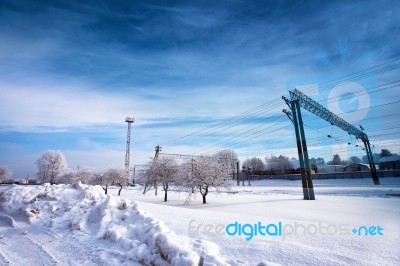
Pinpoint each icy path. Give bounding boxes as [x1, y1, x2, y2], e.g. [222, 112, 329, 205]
[0, 213, 113, 266]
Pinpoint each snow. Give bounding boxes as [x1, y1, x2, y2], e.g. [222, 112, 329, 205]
[0, 183, 222, 265]
[0, 177, 399, 265]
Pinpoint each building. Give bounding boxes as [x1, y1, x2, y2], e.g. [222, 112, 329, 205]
[317, 165, 345, 173]
[343, 163, 371, 172]
[379, 155, 400, 170]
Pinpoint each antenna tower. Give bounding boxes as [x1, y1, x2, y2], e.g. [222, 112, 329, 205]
[125, 117, 135, 171]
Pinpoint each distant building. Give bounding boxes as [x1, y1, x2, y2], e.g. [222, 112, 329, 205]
[318, 165, 345, 173]
[343, 163, 371, 172]
[379, 155, 400, 170]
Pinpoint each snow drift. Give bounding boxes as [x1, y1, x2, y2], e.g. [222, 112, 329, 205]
[0, 183, 226, 265]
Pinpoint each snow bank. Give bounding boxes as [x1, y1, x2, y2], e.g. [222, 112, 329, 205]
[0, 214, 17, 227]
[0, 184, 226, 265]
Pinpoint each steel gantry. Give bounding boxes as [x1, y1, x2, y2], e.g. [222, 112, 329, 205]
[283, 89, 380, 200]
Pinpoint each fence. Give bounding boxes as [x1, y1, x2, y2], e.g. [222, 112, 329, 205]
[259, 170, 400, 180]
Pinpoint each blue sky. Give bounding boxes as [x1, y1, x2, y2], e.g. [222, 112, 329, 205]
[0, 0, 399, 178]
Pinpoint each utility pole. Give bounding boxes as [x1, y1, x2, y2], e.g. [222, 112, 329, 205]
[155, 145, 161, 158]
[237, 161, 240, 186]
[125, 117, 135, 182]
[248, 166, 252, 186]
[242, 166, 246, 186]
[154, 145, 162, 196]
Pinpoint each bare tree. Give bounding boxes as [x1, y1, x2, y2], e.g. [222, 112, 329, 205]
[214, 149, 238, 176]
[177, 159, 196, 196]
[243, 157, 264, 172]
[190, 156, 231, 204]
[140, 161, 157, 194]
[96, 170, 111, 195]
[155, 157, 179, 202]
[139, 157, 179, 202]
[36, 150, 68, 184]
[76, 168, 97, 184]
[327, 154, 347, 165]
[104, 167, 129, 196]
[265, 155, 293, 174]
[0, 166, 12, 183]
[57, 170, 77, 184]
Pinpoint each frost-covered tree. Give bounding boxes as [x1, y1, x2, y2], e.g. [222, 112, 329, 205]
[57, 170, 77, 184]
[76, 168, 97, 184]
[140, 161, 157, 194]
[190, 156, 231, 204]
[104, 167, 128, 196]
[243, 157, 264, 172]
[156, 157, 179, 202]
[58, 168, 97, 185]
[96, 170, 111, 195]
[140, 157, 179, 202]
[36, 150, 68, 185]
[265, 155, 292, 174]
[177, 159, 197, 195]
[0, 166, 12, 183]
[214, 149, 238, 175]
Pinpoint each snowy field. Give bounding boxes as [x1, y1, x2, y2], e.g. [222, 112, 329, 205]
[0, 177, 399, 265]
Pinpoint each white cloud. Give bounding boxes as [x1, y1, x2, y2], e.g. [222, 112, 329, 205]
[0, 80, 282, 133]
[0, 83, 145, 131]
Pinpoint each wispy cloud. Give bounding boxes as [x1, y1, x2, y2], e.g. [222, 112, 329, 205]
[0, 0, 399, 177]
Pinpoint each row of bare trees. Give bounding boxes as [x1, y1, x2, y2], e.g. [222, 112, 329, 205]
[36, 150, 129, 195]
[0, 166, 12, 183]
[138, 153, 235, 204]
[58, 167, 129, 195]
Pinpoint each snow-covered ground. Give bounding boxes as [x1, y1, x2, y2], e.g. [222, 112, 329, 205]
[1, 177, 399, 265]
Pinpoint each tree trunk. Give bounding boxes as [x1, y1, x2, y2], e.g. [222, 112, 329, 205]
[118, 184, 123, 196]
[201, 186, 208, 204]
[164, 185, 168, 202]
[102, 185, 108, 195]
